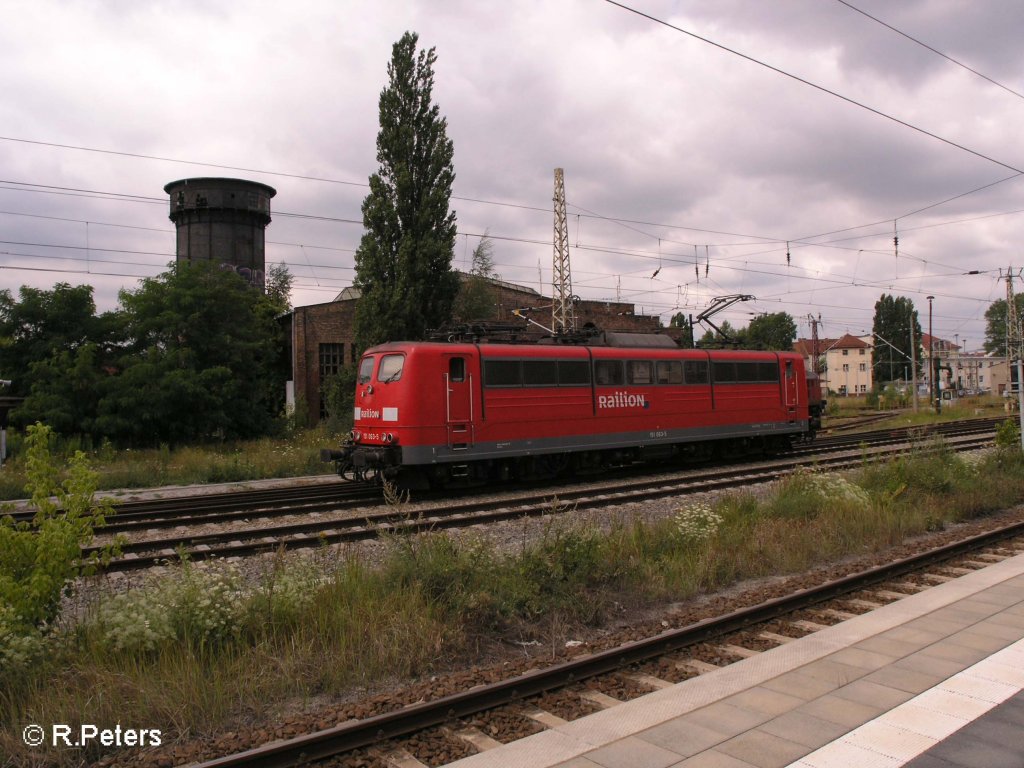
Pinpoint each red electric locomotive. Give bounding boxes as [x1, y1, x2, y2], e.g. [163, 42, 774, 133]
[325, 335, 824, 489]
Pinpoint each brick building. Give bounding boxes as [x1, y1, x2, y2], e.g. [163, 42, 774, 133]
[285, 277, 664, 425]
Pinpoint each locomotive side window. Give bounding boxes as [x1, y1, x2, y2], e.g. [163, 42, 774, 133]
[449, 357, 465, 383]
[736, 362, 759, 383]
[523, 360, 558, 387]
[713, 361, 736, 383]
[484, 359, 522, 387]
[683, 360, 708, 384]
[656, 360, 683, 384]
[358, 356, 375, 384]
[378, 354, 405, 383]
[558, 360, 591, 386]
[626, 360, 653, 385]
[760, 362, 780, 382]
[594, 359, 624, 386]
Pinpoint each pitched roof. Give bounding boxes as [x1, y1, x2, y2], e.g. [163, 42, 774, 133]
[794, 334, 870, 355]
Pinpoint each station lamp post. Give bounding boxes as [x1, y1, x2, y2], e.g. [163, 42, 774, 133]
[927, 295, 940, 414]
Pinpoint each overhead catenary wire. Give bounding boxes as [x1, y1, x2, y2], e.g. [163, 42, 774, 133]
[0, 146, 1012, 337]
[834, 0, 1024, 101]
[603, 0, 1024, 177]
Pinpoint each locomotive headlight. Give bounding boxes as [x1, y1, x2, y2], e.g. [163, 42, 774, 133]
[352, 430, 361, 442]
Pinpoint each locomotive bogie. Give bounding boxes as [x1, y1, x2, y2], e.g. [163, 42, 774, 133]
[328, 341, 817, 489]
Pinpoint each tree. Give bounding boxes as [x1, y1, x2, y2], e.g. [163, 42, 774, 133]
[669, 312, 694, 348]
[697, 320, 745, 347]
[18, 344, 107, 436]
[0, 283, 108, 399]
[451, 233, 498, 322]
[352, 31, 459, 352]
[984, 295, 1024, 356]
[97, 262, 282, 444]
[0, 283, 120, 433]
[746, 312, 797, 350]
[265, 263, 294, 314]
[871, 294, 922, 386]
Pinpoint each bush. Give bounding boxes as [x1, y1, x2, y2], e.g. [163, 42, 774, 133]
[765, 467, 870, 520]
[995, 419, 1021, 451]
[0, 423, 117, 676]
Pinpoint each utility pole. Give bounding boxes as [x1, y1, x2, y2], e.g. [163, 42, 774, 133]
[910, 316, 918, 412]
[552, 168, 576, 335]
[928, 295, 940, 414]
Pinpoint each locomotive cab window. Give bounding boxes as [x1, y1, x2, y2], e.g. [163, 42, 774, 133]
[357, 356, 375, 384]
[378, 354, 405, 383]
[449, 357, 465, 383]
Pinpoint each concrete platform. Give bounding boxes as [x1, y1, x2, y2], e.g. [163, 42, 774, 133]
[448, 550, 1024, 768]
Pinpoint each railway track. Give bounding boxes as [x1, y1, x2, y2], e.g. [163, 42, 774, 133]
[5, 416, 1004, 535]
[3, 479, 376, 529]
[90, 424, 997, 573]
[182, 512, 1024, 768]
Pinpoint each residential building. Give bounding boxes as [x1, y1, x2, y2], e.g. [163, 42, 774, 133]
[794, 334, 873, 395]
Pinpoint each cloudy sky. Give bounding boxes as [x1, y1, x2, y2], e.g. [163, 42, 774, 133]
[3, 0, 1024, 352]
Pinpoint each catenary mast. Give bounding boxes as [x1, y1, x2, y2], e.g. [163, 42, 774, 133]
[552, 168, 576, 335]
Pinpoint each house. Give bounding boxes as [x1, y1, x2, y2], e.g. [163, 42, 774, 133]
[794, 334, 873, 396]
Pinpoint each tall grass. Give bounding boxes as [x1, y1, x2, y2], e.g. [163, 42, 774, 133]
[0, 428, 338, 501]
[4, 442, 1024, 765]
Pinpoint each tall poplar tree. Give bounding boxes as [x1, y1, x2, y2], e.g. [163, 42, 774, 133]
[353, 31, 459, 351]
[871, 294, 922, 386]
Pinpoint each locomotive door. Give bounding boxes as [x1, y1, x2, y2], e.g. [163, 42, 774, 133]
[444, 355, 474, 449]
[784, 360, 799, 418]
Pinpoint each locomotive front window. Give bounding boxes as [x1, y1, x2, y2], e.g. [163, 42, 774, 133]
[357, 356, 375, 384]
[378, 354, 405, 383]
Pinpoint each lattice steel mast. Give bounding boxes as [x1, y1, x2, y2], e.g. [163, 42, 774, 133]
[552, 168, 576, 335]
[1003, 266, 1023, 361]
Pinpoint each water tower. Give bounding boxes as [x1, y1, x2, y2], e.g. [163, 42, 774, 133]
[163, 177, 277, 291]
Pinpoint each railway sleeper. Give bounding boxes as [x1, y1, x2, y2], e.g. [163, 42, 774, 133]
[444, 725, 503, 752]
[519, 705, 568, 729]
[578, 689, 622, 710]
